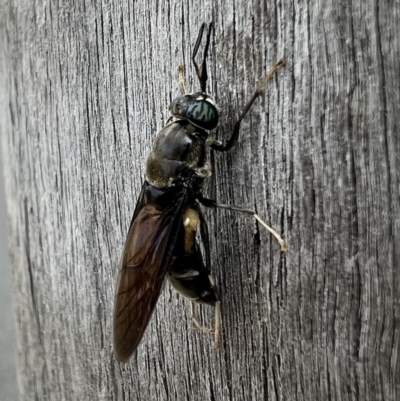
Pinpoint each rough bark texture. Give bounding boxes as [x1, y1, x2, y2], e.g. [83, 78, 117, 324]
[1, 0, 399, 400]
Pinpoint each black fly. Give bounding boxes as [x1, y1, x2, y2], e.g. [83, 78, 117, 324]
[113, 23, 286, 362]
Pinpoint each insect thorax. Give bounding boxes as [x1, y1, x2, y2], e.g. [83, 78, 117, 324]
[145, 120, 211, 188]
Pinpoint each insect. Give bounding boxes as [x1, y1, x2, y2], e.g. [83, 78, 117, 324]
[113, 23, 286, 362]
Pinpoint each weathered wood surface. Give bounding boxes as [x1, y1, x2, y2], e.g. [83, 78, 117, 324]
[1, 0, 399, 400]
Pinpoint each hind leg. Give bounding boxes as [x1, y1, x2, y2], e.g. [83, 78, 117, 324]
[188, 275, 221, 348]
[190, 301, 221, 349]
[168, 250, 221, 349]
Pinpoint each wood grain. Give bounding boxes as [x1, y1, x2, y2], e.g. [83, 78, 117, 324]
[1, 0, 399, 400]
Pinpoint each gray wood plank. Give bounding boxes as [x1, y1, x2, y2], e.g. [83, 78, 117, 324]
[1, 0, 399, 400]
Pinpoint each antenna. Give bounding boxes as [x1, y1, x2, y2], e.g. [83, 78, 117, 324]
[192, 23, 213, 93]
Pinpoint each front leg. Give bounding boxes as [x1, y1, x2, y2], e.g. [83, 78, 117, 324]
[211, 59, 285, 152]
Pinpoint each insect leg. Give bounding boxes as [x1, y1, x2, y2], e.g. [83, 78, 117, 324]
[168, 240, 221, 347]
[197, 207, 221, 348]
[211, 59, 286, 152]
[214, 299, 221, 348]
[197, 206, 211, 271]
[189, 277, 221, 349]
[209, 275, 221, 349]
[190, 302, 214, 333]
[177, 65, 186, 95]
[198, 196, 288, 252]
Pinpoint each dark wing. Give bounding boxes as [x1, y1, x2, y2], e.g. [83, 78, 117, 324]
[113, 183, 186, 362]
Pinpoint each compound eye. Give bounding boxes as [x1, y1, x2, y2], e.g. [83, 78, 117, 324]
[169, 94, 219, 130]
[186, 99, 218, 130]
